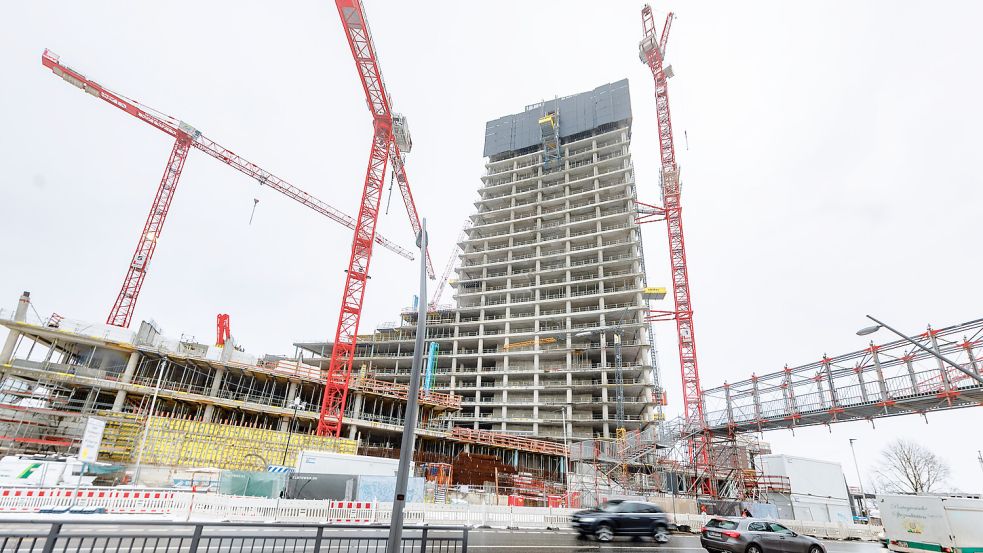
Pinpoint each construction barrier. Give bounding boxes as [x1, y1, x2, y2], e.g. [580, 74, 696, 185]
[0, 487, 176, 514]
[173, 494, 376, 523]
[0, 486, 882, 540]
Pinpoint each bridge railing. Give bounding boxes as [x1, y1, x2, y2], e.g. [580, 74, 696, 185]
[0, 520, 469, 553]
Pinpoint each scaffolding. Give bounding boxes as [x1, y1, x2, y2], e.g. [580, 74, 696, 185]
[354, 377, 461, 411]
[421, 462, 453, 503]
[449, 428, 567, 456]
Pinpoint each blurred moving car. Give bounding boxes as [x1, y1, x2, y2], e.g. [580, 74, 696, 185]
[700, 517, 826, 553]
[571, 499, 671, 542]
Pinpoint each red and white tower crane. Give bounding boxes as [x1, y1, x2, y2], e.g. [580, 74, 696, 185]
[317, 0, 434, 437]
[42, 49, 414, 328]
[635, 5, 715, 493]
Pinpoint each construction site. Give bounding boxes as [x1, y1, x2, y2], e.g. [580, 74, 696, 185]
[1, 0, 981, 518]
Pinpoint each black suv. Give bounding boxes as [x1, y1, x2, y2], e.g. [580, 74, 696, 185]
[571, 499, 671, 543]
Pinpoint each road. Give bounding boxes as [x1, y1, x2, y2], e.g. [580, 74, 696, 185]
[0, 521, 886, 553]
[466, 529, 881, 552]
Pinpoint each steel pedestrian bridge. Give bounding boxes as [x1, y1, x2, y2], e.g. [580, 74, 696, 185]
[700, 318, 983, 435]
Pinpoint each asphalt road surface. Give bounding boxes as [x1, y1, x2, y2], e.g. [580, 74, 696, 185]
[0, 521, 886, 553]
[466, 529, 883, 552]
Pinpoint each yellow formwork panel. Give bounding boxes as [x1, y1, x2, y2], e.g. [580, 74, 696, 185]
[97, 415, 356, 470]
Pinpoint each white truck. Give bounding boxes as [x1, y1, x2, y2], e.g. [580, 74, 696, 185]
[0, 455, 95, 487]
[879, 494, 983, 553]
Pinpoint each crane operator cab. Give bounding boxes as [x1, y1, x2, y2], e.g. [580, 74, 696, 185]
[393, 113, 412, 153]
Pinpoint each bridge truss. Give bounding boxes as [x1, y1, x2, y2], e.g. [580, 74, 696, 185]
[702, 318, 983, 435]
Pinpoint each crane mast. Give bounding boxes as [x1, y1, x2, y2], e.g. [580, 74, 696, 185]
[428, 220, 472, 310]
[41, 49, 414, 328]
[637, 4, 714, 492]
[318, 0, 433, 436]
[111, 133, 193, 327]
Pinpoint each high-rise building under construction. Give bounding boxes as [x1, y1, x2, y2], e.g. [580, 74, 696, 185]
[314, 79, 665, 444]
[0, 80, 663, 490]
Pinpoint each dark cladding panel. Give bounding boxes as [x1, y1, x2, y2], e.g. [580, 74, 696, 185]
[483, 79, 631, 158]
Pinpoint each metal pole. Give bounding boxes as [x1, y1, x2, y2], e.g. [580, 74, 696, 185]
[282, 401, 299, 466]
[386, 218, 428, 553]
[866, 315, 983, 385]
[70, 462, 85, 508]
[558, 405, 569, 501]
[133, 359, 168, 484]
[848, 438, 867, 519]
[614, 330, 625, 434]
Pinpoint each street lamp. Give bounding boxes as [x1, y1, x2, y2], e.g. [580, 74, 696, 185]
[848, 438, 868, 520]
[281, 396, 305, 466]
[856, 315, 983, 385]
[546, 404, 572, 506]
[386, 219, 429, 553]
[133, 359, 169, 484]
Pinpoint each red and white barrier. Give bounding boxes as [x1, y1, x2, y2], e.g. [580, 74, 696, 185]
[326, 501, 374, 523]
[0, 487, 176, 514]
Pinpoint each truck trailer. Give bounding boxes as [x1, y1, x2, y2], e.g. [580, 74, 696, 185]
[879, 494, 983, 553]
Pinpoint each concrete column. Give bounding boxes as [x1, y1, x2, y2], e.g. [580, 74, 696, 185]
[201, 367, 226, 422]
[351, 392, 364, 418]
[348, 393, 365, 440]
[284, 382, 298, 406]
[0, 291, 31, 366]
[111, 351, 142, 412]
[209, 368, 226, 396]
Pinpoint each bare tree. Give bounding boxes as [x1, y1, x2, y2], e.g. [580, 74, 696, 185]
[872, 439, 950, 493]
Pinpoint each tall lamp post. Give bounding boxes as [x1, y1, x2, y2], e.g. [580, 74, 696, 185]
[848, 438, 867, 520]
[546, 404, 571, 487]
[133, 359, 168, 485]
[282, 396, 305, 466]
[857, 315, 983, 385]
[386, 219, 428, 553]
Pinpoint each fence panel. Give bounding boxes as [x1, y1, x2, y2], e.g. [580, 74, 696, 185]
[0, 521, 468, 553]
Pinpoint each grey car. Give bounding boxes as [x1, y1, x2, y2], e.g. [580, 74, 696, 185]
[571, 500, 671, 542]
[701, 518, 826, 553]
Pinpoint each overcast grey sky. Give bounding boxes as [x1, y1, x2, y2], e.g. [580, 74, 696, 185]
[2, 1, 981, 491]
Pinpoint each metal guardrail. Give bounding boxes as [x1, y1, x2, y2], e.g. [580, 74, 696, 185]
[0, 521, 468, 553]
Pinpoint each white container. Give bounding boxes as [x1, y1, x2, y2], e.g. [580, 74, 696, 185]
[759, 454, 853, 523]
[295, 450, 403, 477]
